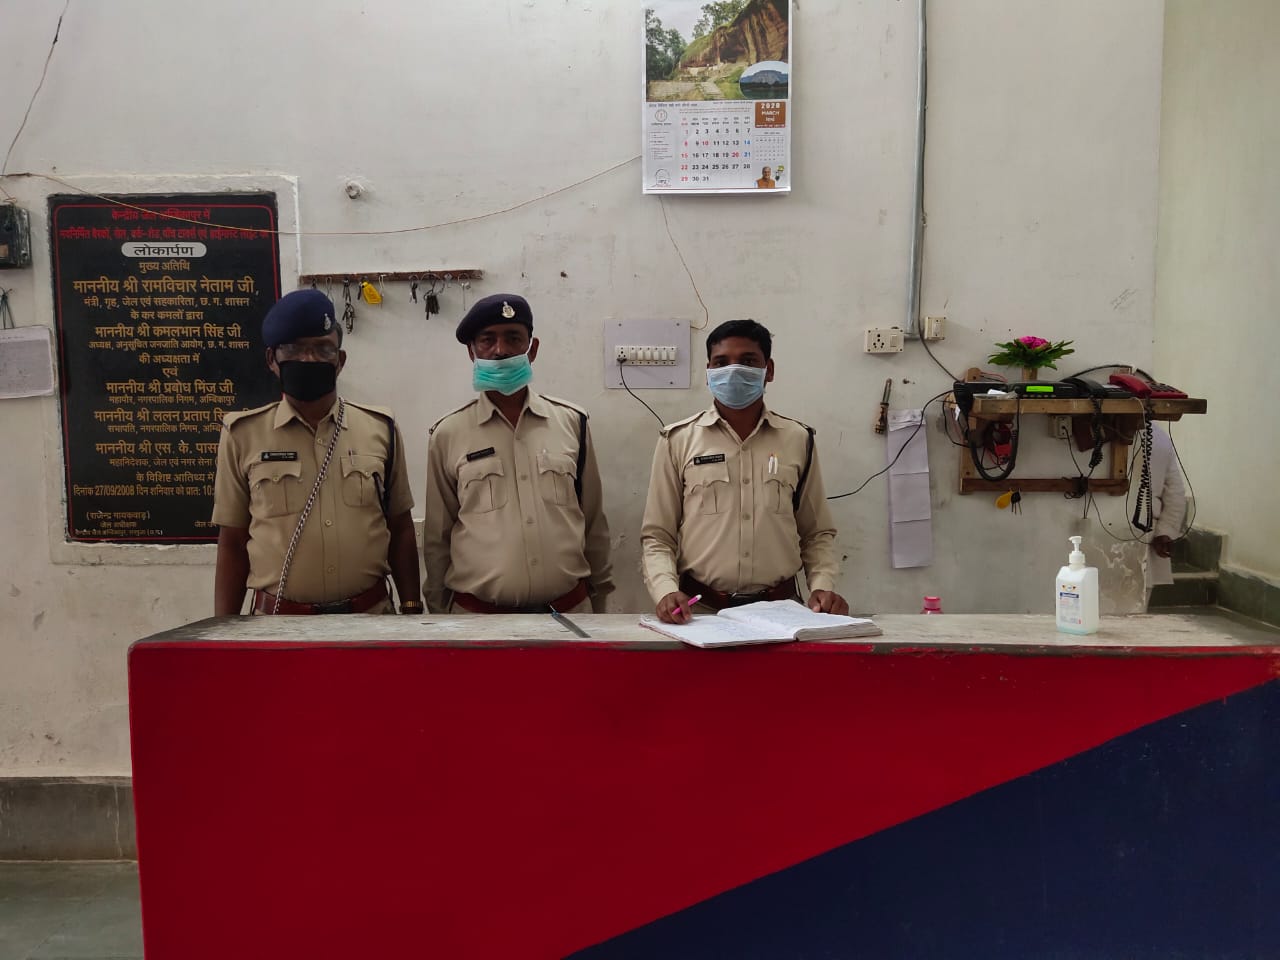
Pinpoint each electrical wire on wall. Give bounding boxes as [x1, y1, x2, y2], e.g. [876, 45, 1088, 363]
[0, 287, 15, 329]
[828, 389, 954, 499]
[1064, 416, 1195, 547]
[13, 160, 641, 238]
[615, 359, 666, 428]
[657, 198, 710, 331]
[1, 0, 71, 187]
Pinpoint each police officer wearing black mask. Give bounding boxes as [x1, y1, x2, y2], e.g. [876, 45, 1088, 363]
[211, 289, 422, 616]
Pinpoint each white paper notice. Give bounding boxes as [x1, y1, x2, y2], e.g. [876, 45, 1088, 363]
[887, 408, 932, 568]
[0, 326, 55, 399]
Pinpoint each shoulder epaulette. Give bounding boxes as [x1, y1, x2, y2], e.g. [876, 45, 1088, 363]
[769, 411, 817, 435]
[543, 395, 589, 419]
[344, 399, 395, 426]
[222, 401, 277, 429]
[428, 399, 479, 435]
[659, 410, 703, 437]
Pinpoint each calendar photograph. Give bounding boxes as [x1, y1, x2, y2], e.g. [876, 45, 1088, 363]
[643, 0, 792, 194]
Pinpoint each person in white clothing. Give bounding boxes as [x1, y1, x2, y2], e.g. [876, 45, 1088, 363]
[1143, 424, 1188, 609]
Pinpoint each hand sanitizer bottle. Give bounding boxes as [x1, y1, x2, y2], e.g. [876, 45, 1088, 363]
[1056, 536, 1099, 635]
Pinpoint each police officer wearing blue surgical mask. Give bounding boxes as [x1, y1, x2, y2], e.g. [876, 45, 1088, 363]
[641, 319, 849, 624]
[421, 294, 614, 615]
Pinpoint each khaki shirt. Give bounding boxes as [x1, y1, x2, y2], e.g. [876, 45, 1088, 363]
[640, 405, 839, 602]
[422, 390, 613, 612]
[212, 396, 413, 603]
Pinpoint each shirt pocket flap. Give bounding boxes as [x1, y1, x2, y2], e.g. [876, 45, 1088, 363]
[536, 451, 577, 478]
[767, 462, 800, 489]
[686, 459, 730, 489]
[247, 459, 302, 487]
[457, 457, 505, 485]
[341, 454, 383, 479]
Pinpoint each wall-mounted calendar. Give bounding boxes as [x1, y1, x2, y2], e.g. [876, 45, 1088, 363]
[643, 0, 792, 195]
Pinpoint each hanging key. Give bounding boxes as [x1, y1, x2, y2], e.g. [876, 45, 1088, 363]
[342, 279, 356, 333]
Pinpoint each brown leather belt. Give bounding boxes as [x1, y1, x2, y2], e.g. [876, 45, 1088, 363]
[452, 580, 589, 615]
[679, 572, 799, 611]
[254, 580, 388, 615]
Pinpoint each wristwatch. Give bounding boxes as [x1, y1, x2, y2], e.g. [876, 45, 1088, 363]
[399, 600, 424, 615]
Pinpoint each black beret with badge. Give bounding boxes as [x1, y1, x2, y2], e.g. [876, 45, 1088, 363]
[262, 289, 340, 348]
[455, 293, 533, 344]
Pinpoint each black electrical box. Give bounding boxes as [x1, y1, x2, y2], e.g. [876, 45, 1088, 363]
[0, 204, 32, 268]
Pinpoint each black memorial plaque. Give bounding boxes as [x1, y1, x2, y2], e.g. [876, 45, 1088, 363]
[51, 193, 281, 542]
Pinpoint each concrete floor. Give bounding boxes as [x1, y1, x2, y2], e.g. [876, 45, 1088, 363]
[0, 863, 140, 960]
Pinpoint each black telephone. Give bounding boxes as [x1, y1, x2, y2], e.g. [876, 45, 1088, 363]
[1063, 376, 1134, 399]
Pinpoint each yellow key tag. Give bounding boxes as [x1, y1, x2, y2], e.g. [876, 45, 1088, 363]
[360, 281, 382, 305]
[995, 490, 1013, 510]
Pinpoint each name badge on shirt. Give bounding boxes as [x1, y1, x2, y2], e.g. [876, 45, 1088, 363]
[260, 451, 298, 462]
[465, 447, 496, 462]
[693, 453, 726, 465]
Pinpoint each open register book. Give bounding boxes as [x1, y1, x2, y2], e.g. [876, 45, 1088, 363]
[639, 599, 881, 648]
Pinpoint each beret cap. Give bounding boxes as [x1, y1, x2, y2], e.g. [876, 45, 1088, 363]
[455, 293, 533, 344]
[262, 289, 339, 348]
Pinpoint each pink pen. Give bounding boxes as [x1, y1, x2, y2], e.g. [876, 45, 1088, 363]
[681, 594, 702, 616]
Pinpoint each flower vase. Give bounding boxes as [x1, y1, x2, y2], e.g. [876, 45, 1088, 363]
[1021, 367, 1039, 382]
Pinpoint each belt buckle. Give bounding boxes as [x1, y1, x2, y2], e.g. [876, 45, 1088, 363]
[727, 592, 760, 606]
[314, 599, 353, 615]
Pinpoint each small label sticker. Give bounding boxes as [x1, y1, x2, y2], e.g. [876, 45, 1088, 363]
[261, 451, 298, 462]
[466, 447, 496, 462]
[693, 453, 726, 465]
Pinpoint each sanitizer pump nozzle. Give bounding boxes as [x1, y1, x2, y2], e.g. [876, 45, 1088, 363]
[1068, 536, 1085, 568]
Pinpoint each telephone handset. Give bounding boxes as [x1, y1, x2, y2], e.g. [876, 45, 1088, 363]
[1108, 373, 1188, 399]
[1064, 376, 1133, 399]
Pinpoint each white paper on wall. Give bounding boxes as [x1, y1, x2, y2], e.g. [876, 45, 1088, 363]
[887, 408, 932, 568]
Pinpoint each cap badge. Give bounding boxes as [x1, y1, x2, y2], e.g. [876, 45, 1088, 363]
[323, 314, 333, 331]
[501, 301, 515, 319]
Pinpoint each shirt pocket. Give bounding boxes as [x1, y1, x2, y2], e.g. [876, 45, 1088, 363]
[247, 460, 303, 518]
[764, 462, 801, 514]
[341, 454, 384, 508]
[537, 451, 577, 506]
[685, 460, 731, 516]
[457, 457, 508, 515]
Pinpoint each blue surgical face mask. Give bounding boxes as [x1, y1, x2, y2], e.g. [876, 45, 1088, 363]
[706, 363, 767, 409]
[473, 344, 533, 395]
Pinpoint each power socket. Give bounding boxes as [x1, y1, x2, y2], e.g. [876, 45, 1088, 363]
[864, 327, 904, 354]
[616, 344, 678, 365]
[923, 315, 946, 341]
[1049, 414, 1072, 440]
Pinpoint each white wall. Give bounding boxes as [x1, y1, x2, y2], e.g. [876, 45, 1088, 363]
[0, 0, 1166, 775]
[1155, 0, 1280, 581]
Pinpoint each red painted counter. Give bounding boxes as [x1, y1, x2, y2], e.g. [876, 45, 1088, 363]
[128, 613, 1280, 960]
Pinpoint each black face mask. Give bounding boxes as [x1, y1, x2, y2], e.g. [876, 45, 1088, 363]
[277, 360, 337, 402]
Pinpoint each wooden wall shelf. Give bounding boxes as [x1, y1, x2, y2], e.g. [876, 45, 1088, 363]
[956, 394, 1208, 495]
[968, 396, 1206, 421]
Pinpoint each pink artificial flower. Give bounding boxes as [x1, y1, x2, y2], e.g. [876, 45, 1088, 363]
[1017, 335, 1049, 349]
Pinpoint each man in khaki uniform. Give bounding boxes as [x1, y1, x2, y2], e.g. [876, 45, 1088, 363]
[641, 318, 848, 624]
[212, 289, 422, 616]
[422, 293, 612, 615]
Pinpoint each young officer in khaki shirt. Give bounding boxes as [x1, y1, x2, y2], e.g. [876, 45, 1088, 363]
[641, 319, 849, 624]
[422, 294, 613, 614]
[212, 289, 422, 616]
